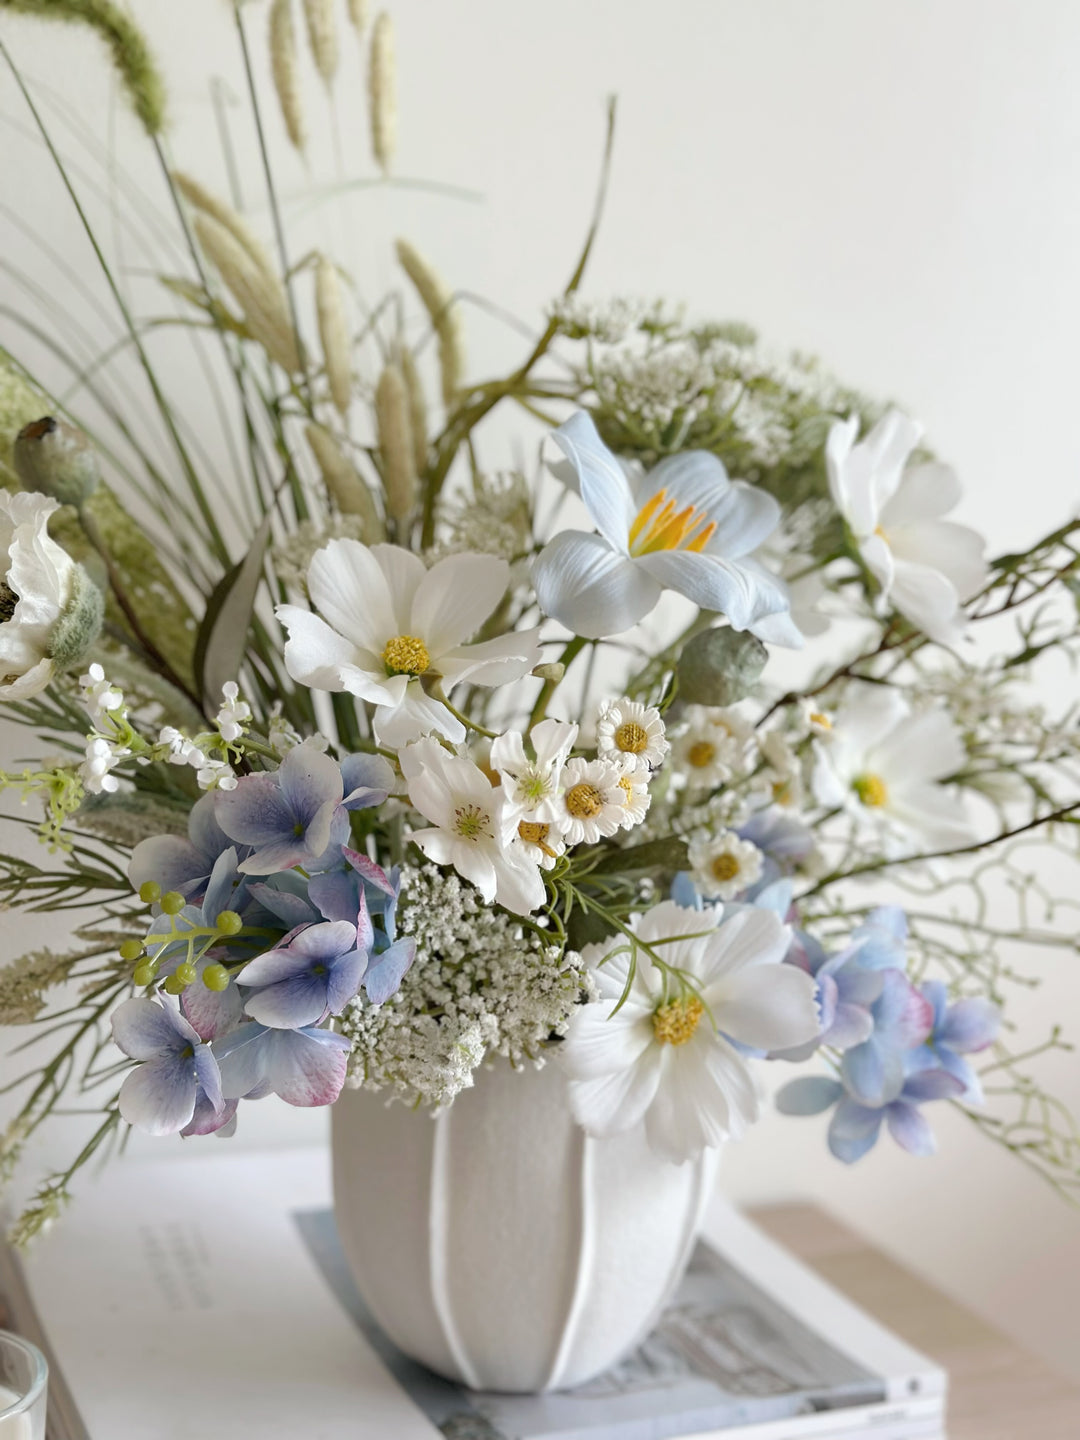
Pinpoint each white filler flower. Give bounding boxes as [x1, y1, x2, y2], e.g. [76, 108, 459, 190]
[688, 830, 763, 900]
[400, 738, 545, 915]
[0, 491, 75, 698]
[562, 901, 819, 1162]
[490, 717, 578, 823]
[278, 540, 542, 747]
[826, 410, 986, 646]
[812, 683, 972, 849]
[596, 697, 669, 772]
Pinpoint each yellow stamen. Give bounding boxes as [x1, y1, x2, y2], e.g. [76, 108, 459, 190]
[627, 488, 669, 547]
[711, 853, 740, 882]
[383, 633, 430, 676]
[685, 520, 717, 553]
[628, 488, 715, 557]
[652, 996, 704, 1047]
[852, 773, 889, 808]
[614, 720, 648, 755]
[517, 820, 558, 858]
[454, 803, 489, 839]
[809, 711, 831, 730]
[565, 782, 604, 819]
[687, 740, 716, 769]
[618, 774, 636, 803]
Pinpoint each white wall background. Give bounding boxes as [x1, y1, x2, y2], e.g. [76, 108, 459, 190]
[1, 0, 1079, 1382]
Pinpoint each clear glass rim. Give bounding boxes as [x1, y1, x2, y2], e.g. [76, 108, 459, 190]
[0, 1330, 47, 1415]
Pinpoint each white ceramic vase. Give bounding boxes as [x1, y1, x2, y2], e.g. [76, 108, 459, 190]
[331, 1059, 719, 1393]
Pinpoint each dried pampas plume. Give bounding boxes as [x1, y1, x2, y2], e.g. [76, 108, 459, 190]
[194, 213, 302, 375]
[394, 238, 466, 408]
[399, 347, 429, 475]
[302, 0, 339, 87]
[269, 0, 306, 152]
[347, 0, 369, 33]
[375, 364, 418, 523]
[315, 258, 353, 416]
[306, 425, 384, 542]
[172, 173, 276, 288]
[368, 11, 397, 175]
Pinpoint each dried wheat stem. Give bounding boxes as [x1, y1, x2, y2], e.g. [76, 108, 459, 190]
[368, 11, 397, 175]
[315, 257, 353, 415]
[172, 172, 276, 286]
[194, 212, 302, 374]
[394, 237, 466, 407]
[347, 0, 369, 34]
[269, 0, 306, 152]
[399, 347, 429, 474]
[306, 424, 384, 541]
[375, 363, 417, 522]
[302, 0, 339, 86]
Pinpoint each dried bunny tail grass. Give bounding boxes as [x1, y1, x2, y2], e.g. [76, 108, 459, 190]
[394, 238, 466, 407]
[375, 363, 417, 523]
[368, 10, 396, 174]
[347, 0, 369, 33]
[399, 346, 429, 474]
[305, 424, 384, 541]
[0, 0, 165, 135]
[302, 0, 338, 86]
[171, 173, 276, 286]
[193, 212, 302, 374]
[269, 0, 306, 152]
[315, 256, 353, 415]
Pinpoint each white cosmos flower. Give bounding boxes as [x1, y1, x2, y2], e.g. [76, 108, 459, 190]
[811, 683, 972, 850]
[489, 718, 578, 823]
[533, 412, 800, 644]
[826, 411, 986, 646]
[561, 901, 819, 1163]
[278, 541, 543, 748]
[596, 697, 669, 773]
[0, 491, 76, 698]
[688, 830, 764, 900]
[551, 755, 627, 845]
[672, 705, 752, 791]
[400, 738, 545, 915]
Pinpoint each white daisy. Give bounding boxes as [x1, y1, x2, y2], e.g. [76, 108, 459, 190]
[277, 540, 542, 748]
[512, 819, 567, 870]
[687, 830, 764, 900]
[561, 901, 819, 1163]
[757, 730, 804, 809]
[613, 756, 652, 830]
[490, 717, 578, 823]
[551, 755, 626, 845]
[595, 697, 669, 772]
[671, 705, 752, 791]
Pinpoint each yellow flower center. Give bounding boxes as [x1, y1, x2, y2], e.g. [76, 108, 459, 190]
[652, 996, 705, 1047]
[687, 740, 716, 769]
[711, 852, 741, 882]
[454, 803, 490, 840]
[628, 488, 717, 557]
[618, 774, 636, 804]
[517, 820, 558, 858]
[809, 711, 831, 730]
[383, 634, 430, 676]
[852, 772, 889, 807]
[564, 782, 604, 819]
[614, 720, 649, 755]
[772, 779, 795, 806]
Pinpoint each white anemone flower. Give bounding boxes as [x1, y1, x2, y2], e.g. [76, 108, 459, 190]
[826, 411, 986, 646]
[672, 704, 752, 791]
[811, 684, 972, 850]
[0, 491, 76, 698]
[561, 901, 819, 1163]
[400, 738, 545, 915]
[596, 697, 669, 772]
[490, 717, 578, 823]
[551, 755, 626, 845]
[533, 412, 800, 644]
[278, 541, 542, 748]
[688, 830, 764, 900]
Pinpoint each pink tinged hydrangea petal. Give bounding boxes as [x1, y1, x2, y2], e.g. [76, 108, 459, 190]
[550, 411, 636, 553]
[342, 848, 396, 897]
[828, 1098, 884, 1164]
[775, 1075, 844, 1116]
[182, 967, 245, 1042]
[111, 996, 198, 1060]
[534, 530, 662, 639]
[193, 1043, 224, 1114]
[826, 1001, 876, 1051]
[128, 835, 203, 899]
[340, 753, 395, 809]
[247, 881, 318, 929]
[411, 551, 510, 656]
[363, 937, 417, 1004]
[243, 974, 333, 1029]
[182, 1095, 238, 1138]
[307, 539, 398, 653]
[937, 997, 1001, 1053]
[885, 1100, 937, 1157]
[264, 1028, 352, 1107]
[713, 963, 820, 1053]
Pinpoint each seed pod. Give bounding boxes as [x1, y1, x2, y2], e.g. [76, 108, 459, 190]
[302, 0, 339, 87]
[368, 11, 397, 175]
[394, 238, 466, 408]
[374, 363, 417, 523]
[347, 0, 369, 33]
[269, 0, 306, 152]
[172, 173, 276, 288]
[194, 213, 302, 374]
[14, 416, 101, 509]
[305, 424, 384, 542]
[398, 346, 428, 473]
[315, 258, 353, 416]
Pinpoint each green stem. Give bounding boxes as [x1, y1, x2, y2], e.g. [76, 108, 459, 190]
[529, 636, 589, 728]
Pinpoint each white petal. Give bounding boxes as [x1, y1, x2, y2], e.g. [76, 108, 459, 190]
[449, 840, 499, 903]
[887, 559, 965, 645]
[412, 552, 510, 655]
[307, 540, 396, 653]
[700, 907, 790, 984]
[550, 412, 635, 554]
[437, 628, 544, 689]
[634, 451, 732, 519]
[373, 684, 463, 747]
[636, 549, 788, 631]
[533, 531, 661, 638]
[887, 781, 973, 847]
[370, 544, 428, 633]
[858, 531, 895, 599]
[865, 410, 923, 514]
[887, 519, 986, 601]
[566, 1034, 664, 1136]
[492, 846, 547, 915]
[531, 717, 578, 767]
[824, 415, 861, 521]
[712, 963, 819, 1051]
[277, 605, 396, 702]
[633, 460, 780, 560]
[879, 462, 962, 526]
[874, 708, 965, 784]
[0, 655, 54, 699]
[643, 1036, 739, 1160]
[400, 738, 457, 826]
[836, 683, 909, 755]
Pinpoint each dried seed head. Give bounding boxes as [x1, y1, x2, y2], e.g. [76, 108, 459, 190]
[305, 425, 384, 542]
[302, 0, 339, 86]
[269, 0, 306, 152]
[399, 347, 429, 474]
[394, 238, 466, 408]
[347, 0, 370, 33]
[14, 416, 101, 508]
[374, 363, 417, 523]
[368, 11, 397, 175]
[172, 173, 277, 288]
[194, 213, 302, 374]
[315, 257, 353, 416]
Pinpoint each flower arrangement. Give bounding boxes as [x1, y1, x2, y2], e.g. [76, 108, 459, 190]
[0, 1, 1077, 1249]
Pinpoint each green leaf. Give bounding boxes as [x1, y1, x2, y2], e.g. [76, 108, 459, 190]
[194, 515, 272, 714]
[587, 837, 690, 875]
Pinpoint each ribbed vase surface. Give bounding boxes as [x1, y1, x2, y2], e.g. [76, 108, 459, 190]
[331, 1059, 718, 1393]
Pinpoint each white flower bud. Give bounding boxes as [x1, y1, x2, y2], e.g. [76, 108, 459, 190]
[0, 490, 80, 698]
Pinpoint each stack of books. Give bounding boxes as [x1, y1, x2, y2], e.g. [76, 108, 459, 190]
[0, 1148, 946, 1440]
